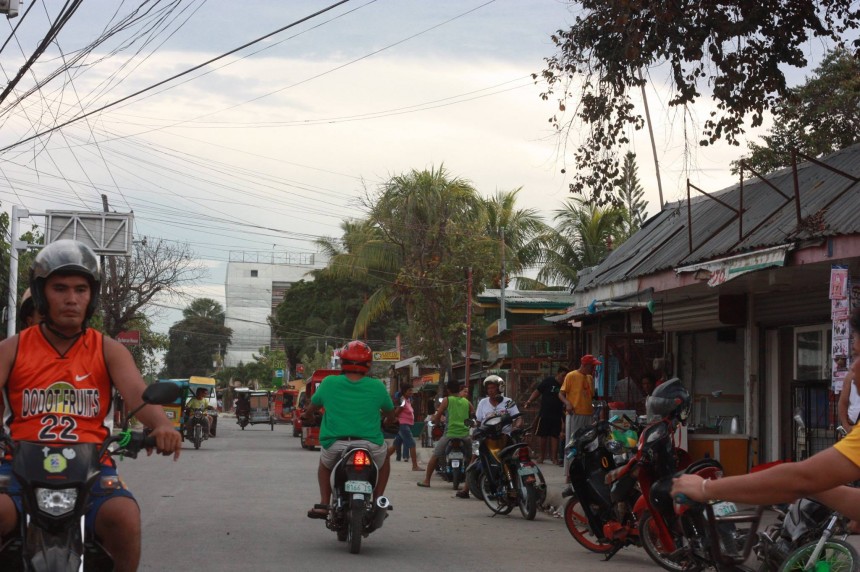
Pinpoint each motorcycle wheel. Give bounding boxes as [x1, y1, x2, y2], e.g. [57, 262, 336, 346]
[193, 426, 202, 450]
[479, 474, 513, 515]
[517, 475, 538, 520]
[563, 497, 613, 553]
[779, 539, 859, 571]
[347, 503, 364, 554]
[639, 511, 702, 572]
[451, 467, 462, 490]
[467, 466, 484, 500]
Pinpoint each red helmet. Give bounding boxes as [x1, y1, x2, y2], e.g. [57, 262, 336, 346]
[341, 340, 372, 373]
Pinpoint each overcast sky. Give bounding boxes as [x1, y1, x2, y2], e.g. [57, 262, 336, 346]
[0, 0, 831, 334]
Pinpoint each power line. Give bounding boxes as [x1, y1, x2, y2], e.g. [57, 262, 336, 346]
[0, 0, 355, 155]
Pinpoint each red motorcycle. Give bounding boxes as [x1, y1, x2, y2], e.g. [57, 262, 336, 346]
[564, 379, 721, 570]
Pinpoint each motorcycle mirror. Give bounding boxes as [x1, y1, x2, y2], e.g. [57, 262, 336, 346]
[123, 383, 183, 429]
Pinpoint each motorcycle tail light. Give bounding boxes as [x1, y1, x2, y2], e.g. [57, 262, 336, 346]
[517, 447, 530, 462]
[35, 487, 77, 517]
[348, 450, 371, 468]
[100, 475, 121, 490]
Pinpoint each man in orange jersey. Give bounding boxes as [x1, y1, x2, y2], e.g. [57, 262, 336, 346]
[0, 240, 181, 572]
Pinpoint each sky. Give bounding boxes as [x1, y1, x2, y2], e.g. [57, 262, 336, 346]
[0, 0, 833, 335]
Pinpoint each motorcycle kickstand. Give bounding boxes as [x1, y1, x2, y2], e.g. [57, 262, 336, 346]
[602, 542, 622, 561]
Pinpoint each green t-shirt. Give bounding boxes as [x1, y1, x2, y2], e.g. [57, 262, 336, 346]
[186, 397, 208, 410]
[446, 396, 471, 438]
[311, 374, 394, 449]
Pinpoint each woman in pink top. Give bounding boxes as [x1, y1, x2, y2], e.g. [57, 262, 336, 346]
[387, 383, 422, 471]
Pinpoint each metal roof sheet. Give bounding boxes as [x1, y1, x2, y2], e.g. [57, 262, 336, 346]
[477, 288, 577, 308]
[576, 144, 860, 292]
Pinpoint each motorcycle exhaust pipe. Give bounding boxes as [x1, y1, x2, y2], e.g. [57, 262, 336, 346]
[368, 496, 391, 532]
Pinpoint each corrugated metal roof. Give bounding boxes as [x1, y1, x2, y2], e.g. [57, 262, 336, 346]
[477, 288, 576, 308]
[577, 144, 860, 292]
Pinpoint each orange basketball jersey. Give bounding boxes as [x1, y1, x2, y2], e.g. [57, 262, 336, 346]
[3, 327, 114, 444]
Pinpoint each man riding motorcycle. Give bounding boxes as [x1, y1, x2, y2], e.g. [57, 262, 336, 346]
[301, 340, 397, 520]
[185, 387, 214, 439]
[0, 240, 181, 572]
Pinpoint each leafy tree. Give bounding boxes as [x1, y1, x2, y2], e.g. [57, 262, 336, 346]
[101, 238, 207, 338]
[300, 347, 335, 380]
[163, 298, 232, 378]
[617, 152, 648, 240]
[480, 189, 551, 289]
[123, 315, 169, 381]
[537, 196, 625, 288]
[733, 48, 860, 175]
[536, 1, 860, 203]
[0, 214, 43, 336]
[324, 166, 496, 381]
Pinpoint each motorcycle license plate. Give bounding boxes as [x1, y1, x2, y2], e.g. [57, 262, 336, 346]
[712, 501, 738, 517]
[517, 465, 538, 477]
[448, 452, 464, 460]
[451, 460, 461, 468]
[345, 481, 373, 494]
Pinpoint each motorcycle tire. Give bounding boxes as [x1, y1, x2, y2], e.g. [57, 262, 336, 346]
[467, 466, 484, 500]
[517, 475, 538, 521]
[194, 426, 202, 450]
[451, 467, 462, 490]
[479, 474, 513, 515]
[563, 497, 613, 554]
[347, 502, 365, 554]
[639, 511, 702, 572]
[337, 525, 348, 542]
[779, 538, 859, 571]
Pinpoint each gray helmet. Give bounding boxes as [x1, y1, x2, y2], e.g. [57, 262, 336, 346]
[30, 240, 101, 324]
[645, 378, 691, 422]
[483, 374, 505, 393]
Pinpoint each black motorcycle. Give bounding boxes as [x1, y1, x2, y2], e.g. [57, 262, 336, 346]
[318, 444, 392, 554]
[0, 382, 180, 572]
[470, 413, 546, 520]
[186, 407, 207, 449]
[441, 436, 468, 489]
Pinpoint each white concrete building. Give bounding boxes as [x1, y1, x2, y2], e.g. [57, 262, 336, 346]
[223, 251, 324, 367]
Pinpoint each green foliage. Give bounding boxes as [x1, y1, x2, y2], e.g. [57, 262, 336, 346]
[536, 1, 860, 203]
[0, 217, 43, 336]
[300, 347, 335, 379]
[617, 152, 648, 240]
[163, 298, 232, 378]
[123, 315, 169, 379]
[270, 274, 407, 376]
[538, 196, 626, 288]
[733, 48, 860, 175]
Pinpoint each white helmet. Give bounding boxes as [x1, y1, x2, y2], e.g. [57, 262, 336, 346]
[483, 374, 505, 393]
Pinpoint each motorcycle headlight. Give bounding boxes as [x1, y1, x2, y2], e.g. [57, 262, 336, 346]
[35, 487, 77, 517]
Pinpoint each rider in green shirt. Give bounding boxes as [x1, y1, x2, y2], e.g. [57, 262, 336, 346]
[418, 380, 475, 487]
[184, 387, 212, 438]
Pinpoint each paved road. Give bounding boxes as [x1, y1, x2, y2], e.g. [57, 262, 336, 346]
[119, 417, 781, 571]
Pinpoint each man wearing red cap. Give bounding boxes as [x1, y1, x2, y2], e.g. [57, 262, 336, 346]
[559, 354, 601, 476]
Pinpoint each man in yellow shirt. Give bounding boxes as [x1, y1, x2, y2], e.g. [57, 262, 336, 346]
[559, 354, 600, 476]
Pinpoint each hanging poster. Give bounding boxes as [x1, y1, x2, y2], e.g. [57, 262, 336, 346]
[831, 265, 849, 299]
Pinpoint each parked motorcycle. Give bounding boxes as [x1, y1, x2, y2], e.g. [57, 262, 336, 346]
[470, 412, 546, 520]
[562, 416, 643, 556]
[187, 407, 208, 449]
[318, 445, 392, 554]
[0, 382, 181, 571]
[566, 378, 722, 570]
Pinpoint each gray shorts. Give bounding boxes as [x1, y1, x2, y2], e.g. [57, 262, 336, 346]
[433, 435, 472, 458]
[320, 440, 388, 469]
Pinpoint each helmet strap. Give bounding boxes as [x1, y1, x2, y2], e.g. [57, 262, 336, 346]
[42, 319, 85, 341]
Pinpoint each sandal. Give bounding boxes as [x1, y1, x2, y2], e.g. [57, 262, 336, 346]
[416, 482, 430, 487]
[307, 505, 329, 519]
[455, 490, 470, 499]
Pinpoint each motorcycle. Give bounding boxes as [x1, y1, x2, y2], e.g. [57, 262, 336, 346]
[470, 412, 546, 520]
[442, 437, 468, 490]
[186, 407, 208, 449]
[317, 445, 392, 554]
[561, 415, 643, 557]
[236, 411, 250, 430]
[0, 382, 181, 572]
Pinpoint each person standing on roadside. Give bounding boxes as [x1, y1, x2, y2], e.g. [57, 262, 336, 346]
[525, 365, 567, 465]
[560, 355, 600, 476]
[388, 383, 423, 471]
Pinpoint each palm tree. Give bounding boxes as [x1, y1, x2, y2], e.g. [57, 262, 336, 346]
[480, 189, 551, 288]
[322, 166, 490, 380]
[537, 197, 625, 289]
[182, 298, 225, 324]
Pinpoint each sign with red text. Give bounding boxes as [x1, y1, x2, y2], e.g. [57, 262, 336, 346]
[115, 330, 140, 346]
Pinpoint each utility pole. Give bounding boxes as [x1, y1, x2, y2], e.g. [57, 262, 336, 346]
[101, 195, 119, 336]
[499, 227, 507, 332]
[6, 205, 27, 337]
[464, 266, 472, 392]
